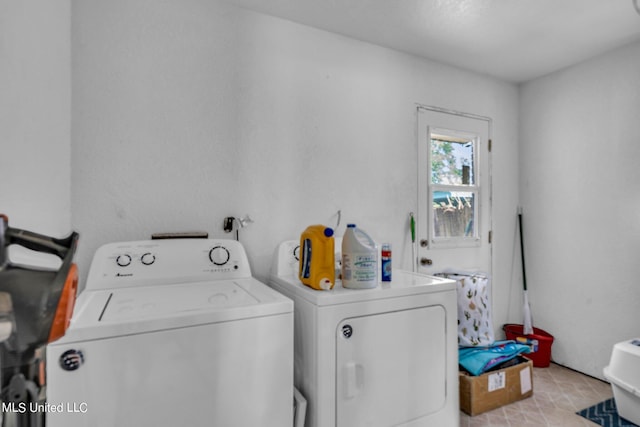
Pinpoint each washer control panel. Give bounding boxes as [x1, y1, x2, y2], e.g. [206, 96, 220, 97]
[86, 239, 252, 291]
[271, 240, 301, 277]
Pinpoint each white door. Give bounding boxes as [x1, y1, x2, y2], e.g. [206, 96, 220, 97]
[417, 106, 492, 275]
[335, 306, 446, 427]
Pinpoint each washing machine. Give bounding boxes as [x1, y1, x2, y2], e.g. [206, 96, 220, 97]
[46, 238, 293, 427]
[269, 240, 459, 427]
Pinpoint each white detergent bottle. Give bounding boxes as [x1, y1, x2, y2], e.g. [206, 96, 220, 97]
[341, 224, 378, 289]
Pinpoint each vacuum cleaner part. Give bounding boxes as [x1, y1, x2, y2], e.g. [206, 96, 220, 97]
[0, 214, 79, 427]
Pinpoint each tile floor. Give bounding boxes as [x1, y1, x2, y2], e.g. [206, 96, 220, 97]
[459, 363, 613, 426]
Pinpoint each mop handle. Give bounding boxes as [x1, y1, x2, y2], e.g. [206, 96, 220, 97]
[518, 212, 527, 292]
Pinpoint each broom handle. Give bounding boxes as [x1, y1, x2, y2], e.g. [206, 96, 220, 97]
[518, 212, 528, 292]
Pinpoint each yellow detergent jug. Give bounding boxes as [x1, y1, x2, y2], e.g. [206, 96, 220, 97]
[299, 225, 335, 291]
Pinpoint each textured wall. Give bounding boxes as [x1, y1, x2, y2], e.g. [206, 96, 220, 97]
[1, 0, 71, 238]
[520, 40, 640, 378]
[71, 0, 519, 343]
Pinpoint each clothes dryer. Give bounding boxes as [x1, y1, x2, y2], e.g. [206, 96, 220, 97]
[46, 239, 293, 427]
[269, 240, 459, 427]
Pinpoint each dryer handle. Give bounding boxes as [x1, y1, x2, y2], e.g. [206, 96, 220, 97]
[343, 362, 364, 400]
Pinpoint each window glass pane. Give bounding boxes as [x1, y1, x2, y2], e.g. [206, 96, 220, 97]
[430, 134, 475, 185]
[432, 191, 475, 238]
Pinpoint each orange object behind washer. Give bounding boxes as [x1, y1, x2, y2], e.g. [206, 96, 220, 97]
[47, 263, 78, 343]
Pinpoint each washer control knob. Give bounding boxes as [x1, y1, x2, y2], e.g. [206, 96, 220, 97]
[209, 246, 230, 266]
[141, 252, 156, 265]
[116, 254, 132, 267]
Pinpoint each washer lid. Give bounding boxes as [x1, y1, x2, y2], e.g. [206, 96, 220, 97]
[269, 269, 456, 306]
[100, 280, 259, 322]
[56, 278, 292, 343]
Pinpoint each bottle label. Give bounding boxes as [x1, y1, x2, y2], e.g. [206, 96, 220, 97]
[343, 252, 377, 283]
[381, 258, 392, 281]
[381, 244, 391, 282]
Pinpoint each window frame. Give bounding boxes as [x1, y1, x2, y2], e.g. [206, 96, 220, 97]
[426, 126, 482, 249]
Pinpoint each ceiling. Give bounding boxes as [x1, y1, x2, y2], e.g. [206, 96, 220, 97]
[221, 0, 640, 83]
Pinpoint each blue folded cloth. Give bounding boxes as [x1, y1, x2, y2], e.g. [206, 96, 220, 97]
[459, 340, 531, 376]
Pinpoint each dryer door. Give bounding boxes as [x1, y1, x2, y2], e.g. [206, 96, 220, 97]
[336, 305, 447, 427]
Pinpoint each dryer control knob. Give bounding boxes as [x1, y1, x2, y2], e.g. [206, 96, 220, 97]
[209, 246, 230, 266]
[141, 252, 156, 265]
[116, 254, 132, 267]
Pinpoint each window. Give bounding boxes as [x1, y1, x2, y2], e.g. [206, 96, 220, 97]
[428, 128, 480, 246]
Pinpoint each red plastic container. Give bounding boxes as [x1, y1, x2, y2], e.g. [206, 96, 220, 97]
[503, 324, 554, 368]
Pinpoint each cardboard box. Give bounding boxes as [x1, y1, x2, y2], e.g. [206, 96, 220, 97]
[459, 356, 533, 416]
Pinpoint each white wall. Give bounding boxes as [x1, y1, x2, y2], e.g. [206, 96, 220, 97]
[0, 0, 71, 236]
[0, 0, 519, 353]
[520, 40, 640, 379]
[3, 0, 638, 384]
[71, 0, 520, 339]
